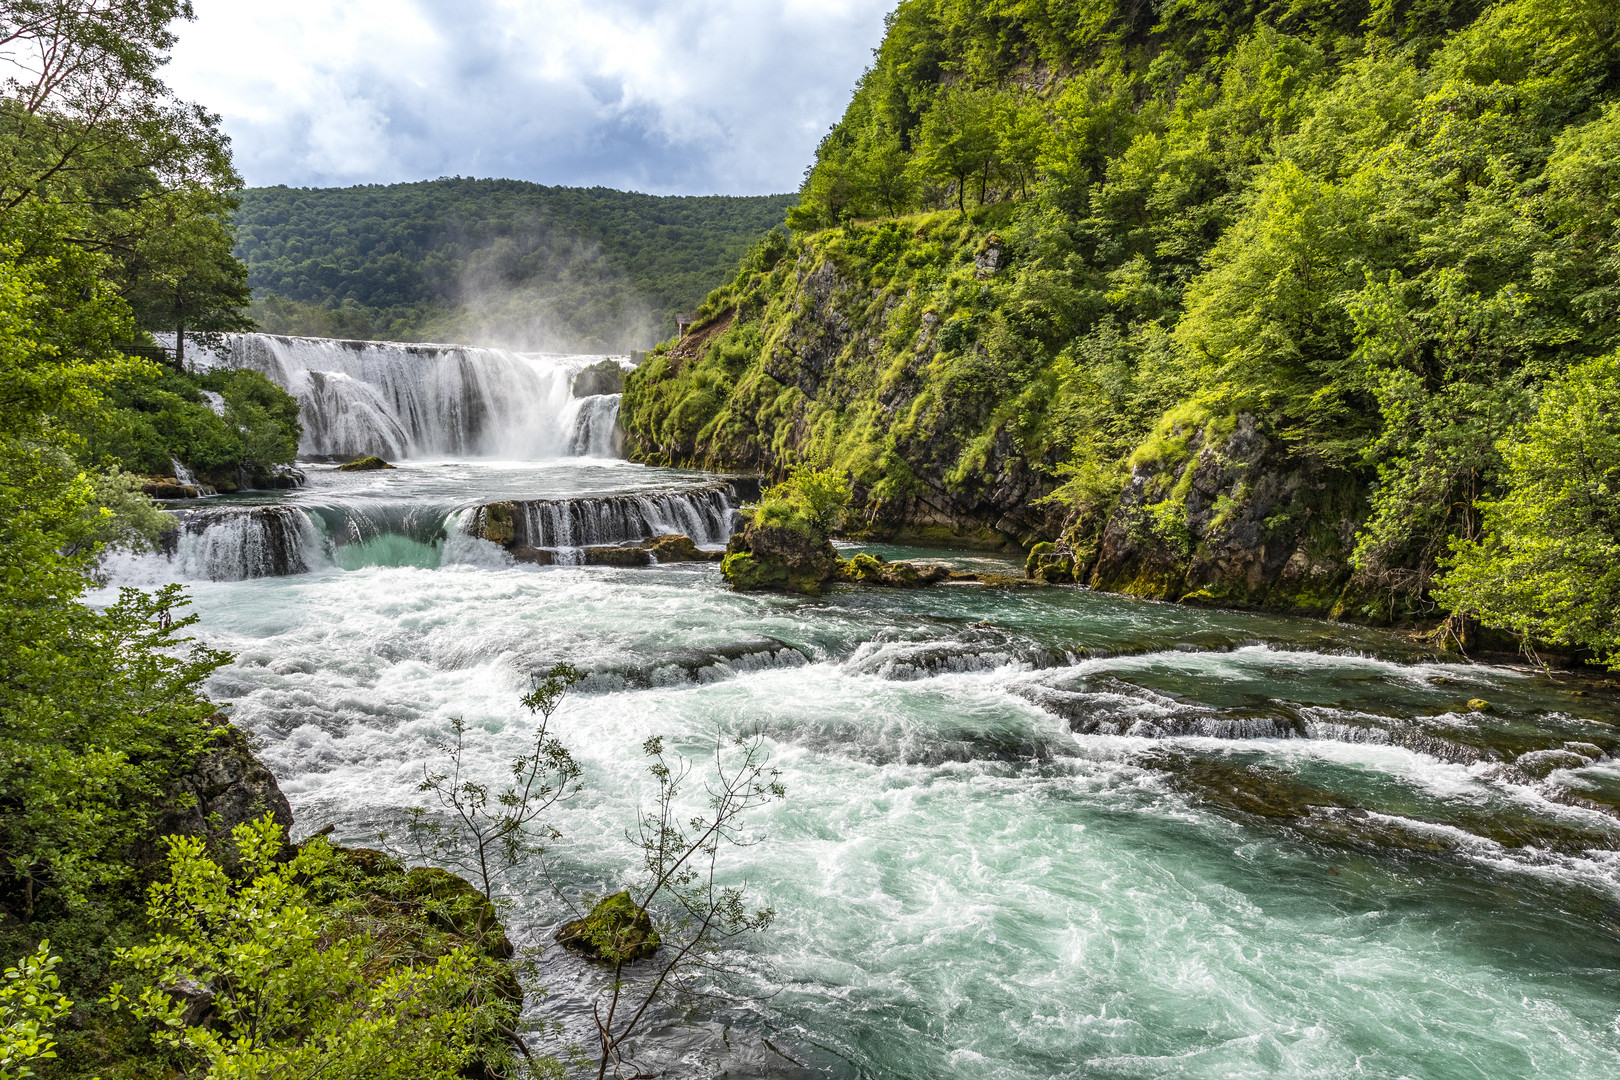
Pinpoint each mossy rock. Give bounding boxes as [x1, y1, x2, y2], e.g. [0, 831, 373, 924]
[476, 501, 516, 545]
[555, 891, 660, 962]
[643, 533, 721, 562]
[584, 544, 653, 566]
[837, 553, 949, 588]
[337, 455, 396, 471]
[1468, 699, 1494, 713]
[840, 552, 887, 582]
[1025, 542, 1077, 584]
[721, 525, 839, 595]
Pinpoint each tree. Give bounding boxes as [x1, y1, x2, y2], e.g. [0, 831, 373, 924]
[109, 817, 523, 1080]
[403, 663, 584, 917]
[915, 87, 997, 212]
[750, 465, 852, 539]
[995, 93, 1047, 198]
[0, 0, 249, 352]
[1435, 352, 1620, 665]
[858, 130, 917, 217]
[0, 942, 70, 1080]
[585, 736, 783, 1080]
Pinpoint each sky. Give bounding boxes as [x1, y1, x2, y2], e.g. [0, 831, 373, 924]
[163, 0, 893, 197]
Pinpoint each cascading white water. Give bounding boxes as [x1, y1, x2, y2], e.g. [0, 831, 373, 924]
[116, 506, 329, 582]
[116, 483, 740, 582]
[563, 394, 624, 457]
[191, 333, 630, 460]
[507, 486, 738, 551]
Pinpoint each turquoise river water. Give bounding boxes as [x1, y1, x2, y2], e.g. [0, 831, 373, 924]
[100, 333, 1620, 1079]
[101, 457, 1620, 1080]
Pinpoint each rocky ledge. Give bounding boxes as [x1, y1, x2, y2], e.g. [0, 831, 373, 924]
[720, 526, 1048, 595]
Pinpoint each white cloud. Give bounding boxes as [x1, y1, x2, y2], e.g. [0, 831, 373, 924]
[163, 0, 892, 194]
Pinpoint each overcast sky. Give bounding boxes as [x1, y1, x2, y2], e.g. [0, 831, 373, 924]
[163, 0, 892, 196]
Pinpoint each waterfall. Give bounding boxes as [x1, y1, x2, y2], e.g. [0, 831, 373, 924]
[190, 333, 631, 460]
[169, 456, 217, 497]
[564, 394, 624, 457]
[503, 485, 738, 552]
[159, 506, 327, 580]
[111, 484, 738, 583]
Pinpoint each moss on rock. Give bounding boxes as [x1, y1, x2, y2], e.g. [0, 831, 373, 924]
[554, 891, 660, 963]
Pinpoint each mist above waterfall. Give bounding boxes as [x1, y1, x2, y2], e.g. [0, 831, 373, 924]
[195, 333, 631, 461]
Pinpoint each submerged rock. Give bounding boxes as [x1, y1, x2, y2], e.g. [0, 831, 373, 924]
[1513, 748, 1592, 780]
[584, 544, 653, 567]
[337, 455, 395, 471]
[555, 891, 660, 962]
[722, 525, 840, 595]
[643, 533, 722, 563]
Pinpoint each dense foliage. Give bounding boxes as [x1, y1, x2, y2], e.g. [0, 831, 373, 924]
[0, 1, 298, 485]
[109, 818, 523, 1080]
[0, 6, 310, 1076]
[624, 0, 1620, 658]
[235, 182, 796, 350]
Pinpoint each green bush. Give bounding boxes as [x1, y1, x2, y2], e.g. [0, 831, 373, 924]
[749, 467, 852, 540]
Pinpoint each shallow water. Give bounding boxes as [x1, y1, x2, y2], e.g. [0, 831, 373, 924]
[101, 453, 1620, 1078]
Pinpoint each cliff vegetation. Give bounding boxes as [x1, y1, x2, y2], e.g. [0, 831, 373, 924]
[622, 0, 1620, 661]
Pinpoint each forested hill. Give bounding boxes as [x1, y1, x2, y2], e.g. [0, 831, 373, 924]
[234, 180, 796, 351]
[622, 0, 1620, 661]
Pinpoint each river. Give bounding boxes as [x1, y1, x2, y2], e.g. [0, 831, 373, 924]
[103, 334, 1620, 1078]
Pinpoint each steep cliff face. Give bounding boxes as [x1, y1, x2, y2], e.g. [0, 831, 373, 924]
[622, 216, 1071, 552]
[1082, 413, 1363, 615]
[624, 0, 1620, 625]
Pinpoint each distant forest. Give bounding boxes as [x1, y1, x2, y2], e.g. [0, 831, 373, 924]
[234, 180, 796, 351]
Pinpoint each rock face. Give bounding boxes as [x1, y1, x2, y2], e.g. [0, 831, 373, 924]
[153, 718, 295, 864]
[555, 891, 660, 962]
[1084, 413, 1360, 615]
[571, 359, 625, 398]
[721, 525, 841, 595]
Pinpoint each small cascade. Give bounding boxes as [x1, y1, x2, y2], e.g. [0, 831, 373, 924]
[169, 456, 217, 497]
[160, 506, 325, 580]
[565, 394, 624, 457]
[107, 482, 737, 583]
[189, 333, 629, 460]
[503, 485, 738, 554]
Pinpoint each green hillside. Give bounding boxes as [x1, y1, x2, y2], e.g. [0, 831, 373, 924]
[623, 0, 1620, 659]
[234, 180, 796, 350]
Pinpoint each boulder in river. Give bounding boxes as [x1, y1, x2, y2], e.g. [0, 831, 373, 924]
[838, 552, 951, 587]
[475, 501, 516, 545]
[643, 533, 722, 563]
[142, 477, 200, 499]
[721, 525, 841, 595]
[1025, 541, 1078, 584]
[555, 890, 660, 962]
[336, 455, 396, 471]
[585, 544, 653, 567]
